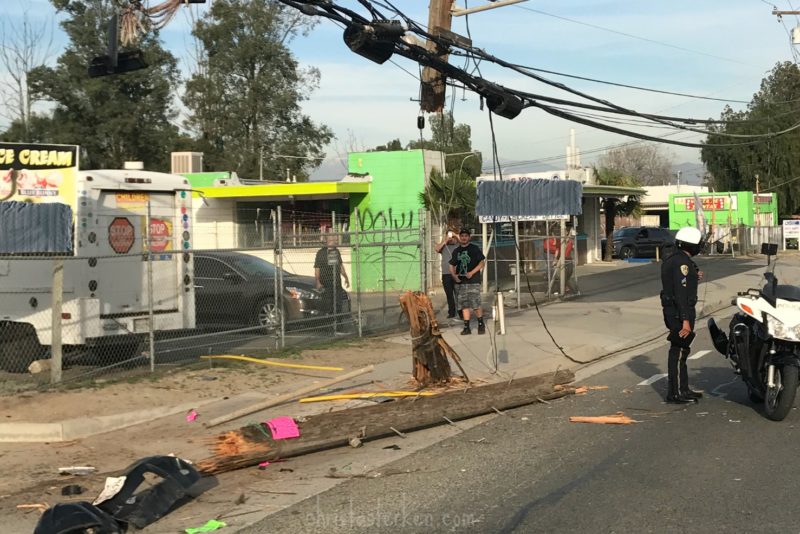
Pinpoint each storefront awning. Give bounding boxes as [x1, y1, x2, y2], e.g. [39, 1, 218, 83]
[581, 184, 646, 198]
[193, 181, 370, 199]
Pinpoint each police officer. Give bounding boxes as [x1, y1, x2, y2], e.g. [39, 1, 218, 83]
[660, 226, 704, 404]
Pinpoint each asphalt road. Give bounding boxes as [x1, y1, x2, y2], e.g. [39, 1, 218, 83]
[240, 312, 800, 534]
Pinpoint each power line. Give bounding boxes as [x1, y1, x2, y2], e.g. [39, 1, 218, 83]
[513, 4, 750, 66]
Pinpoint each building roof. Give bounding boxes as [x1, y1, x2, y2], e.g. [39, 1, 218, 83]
[192, 180, 370, 199]
[582, 184, 646, 198]
[641, 184, 708, 207]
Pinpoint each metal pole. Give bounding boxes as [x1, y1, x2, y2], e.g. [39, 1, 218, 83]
[382, 227, 387, 327]
[146, 202, 155, 372]
[571, 215, 580, 294]
[545, 233, 552, 299]
[272, 209, 279, 350]
[514, 220, 521, 309]
[481, 222, 489, 293]
[259, 146, 263, 181]
[50, 258, 64, 384]
[419, 208, 427, 294]
[354, 207, 363, 337]
[559, 219, 566, 296]
[277, 206, 285, 348]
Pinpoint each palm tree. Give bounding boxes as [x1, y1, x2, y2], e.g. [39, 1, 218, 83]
[418, 168, 476, 229]
[595, 166, 642, 261]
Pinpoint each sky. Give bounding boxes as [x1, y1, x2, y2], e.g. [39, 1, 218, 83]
[3, 0, 799, 180]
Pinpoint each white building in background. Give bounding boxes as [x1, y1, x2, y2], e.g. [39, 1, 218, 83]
[639, 184, 709, 227]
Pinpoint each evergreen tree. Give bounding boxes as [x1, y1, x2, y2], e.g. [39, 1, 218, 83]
[23, 0, 181, 170]
[183, 0, 332, 181]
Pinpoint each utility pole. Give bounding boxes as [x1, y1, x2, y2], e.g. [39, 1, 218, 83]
[755, 174, 761, 227]
[420, 0, 454, 113]
[420, 1, 528, 112]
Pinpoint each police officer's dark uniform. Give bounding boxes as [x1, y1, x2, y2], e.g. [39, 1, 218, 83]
[660, 228, 704, 404]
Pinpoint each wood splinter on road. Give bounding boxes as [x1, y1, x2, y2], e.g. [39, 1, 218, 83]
[569, 412, 638, 425]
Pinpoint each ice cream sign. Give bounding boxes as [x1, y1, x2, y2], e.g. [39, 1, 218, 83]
[0, 142, 78, 204]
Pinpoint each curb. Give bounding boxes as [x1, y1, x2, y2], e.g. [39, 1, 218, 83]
[0, 394, 260, 443]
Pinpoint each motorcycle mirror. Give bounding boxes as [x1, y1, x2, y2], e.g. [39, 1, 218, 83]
[761, 242, 778, 267]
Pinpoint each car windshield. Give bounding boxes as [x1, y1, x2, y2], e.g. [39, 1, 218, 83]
[227, 254, 277, 277]
[612, 228, 637, 238]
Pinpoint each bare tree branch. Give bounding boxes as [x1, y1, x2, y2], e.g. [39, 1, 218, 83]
[0, 3, 55, 138]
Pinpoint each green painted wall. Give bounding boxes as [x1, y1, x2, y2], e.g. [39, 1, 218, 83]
[348, 150, 428, 291]
[668, 192, 778, 228]
[182, 172, 234, 188]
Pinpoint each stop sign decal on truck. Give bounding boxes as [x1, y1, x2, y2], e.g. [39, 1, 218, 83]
[149, 218, 172, 253]
[108, 217, 135, 254]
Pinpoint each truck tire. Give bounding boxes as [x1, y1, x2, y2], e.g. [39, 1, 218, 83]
[0, 323, 46, 374]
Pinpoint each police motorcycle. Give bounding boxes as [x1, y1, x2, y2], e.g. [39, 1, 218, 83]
[708, 243, 800, 421]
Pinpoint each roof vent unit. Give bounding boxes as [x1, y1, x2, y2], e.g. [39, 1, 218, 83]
[171, 152, 204, 174]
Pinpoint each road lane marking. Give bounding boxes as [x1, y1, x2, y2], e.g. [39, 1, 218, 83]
[637, 373, 667, 386]
[688, 350, 711, 360]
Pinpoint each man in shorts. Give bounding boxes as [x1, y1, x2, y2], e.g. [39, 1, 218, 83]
[449, 228, 486, 335]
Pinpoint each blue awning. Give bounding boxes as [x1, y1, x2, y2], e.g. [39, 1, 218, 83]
[476, 179, 583, 222]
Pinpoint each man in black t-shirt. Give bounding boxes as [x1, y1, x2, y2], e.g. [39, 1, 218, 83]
[314, 234, 349, 314]
[448, 228, 486, 335]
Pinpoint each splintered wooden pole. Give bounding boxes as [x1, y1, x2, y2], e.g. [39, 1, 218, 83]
[197, 369, 574, 475]
[399, 291, 466, 386]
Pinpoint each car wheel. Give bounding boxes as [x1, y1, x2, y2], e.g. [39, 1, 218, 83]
[620, 245, 634, 259]
[253, 299, 281, 331]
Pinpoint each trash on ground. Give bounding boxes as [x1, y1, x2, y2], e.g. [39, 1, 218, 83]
[96, 455, 202, 529]
[383, 444, 401, 450]
[60, 484, 85, 496]
[258, 461, 270, 470]
[34, 502, 120, 533]
[27, 359, 51, 374]
[185, 519, 227, 534]
[574, 385, 609, 395]
[93, 476, 127, 506]
[186, 409, 199, 423]
[266, 416, 300, 440]
[729, 419, 741, 423]
[299, 391, 438, 403]
[569, 412, 638, 425]
[348, 436, 363, 448]
[58, 466, 96, 476]
[17, 503, 48, 513]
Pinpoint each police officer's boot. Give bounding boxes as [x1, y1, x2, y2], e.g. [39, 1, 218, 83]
[666, 347, 696, 404]
[678, 348, 703, 399]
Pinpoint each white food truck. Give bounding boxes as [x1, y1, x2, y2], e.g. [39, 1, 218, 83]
[0, 143, 195, 372]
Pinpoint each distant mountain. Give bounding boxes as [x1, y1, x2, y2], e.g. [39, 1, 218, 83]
[309, 157, 350, 181]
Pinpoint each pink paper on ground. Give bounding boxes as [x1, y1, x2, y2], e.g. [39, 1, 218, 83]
[186, 409, 198, 422]
[266, 416, 300, 440]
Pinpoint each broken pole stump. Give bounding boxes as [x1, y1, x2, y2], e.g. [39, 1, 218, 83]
[197, 369, 574, 474]
[399, 291, 467, 386]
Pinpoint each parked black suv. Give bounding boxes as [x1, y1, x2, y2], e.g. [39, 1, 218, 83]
[601, 226, 676, 259]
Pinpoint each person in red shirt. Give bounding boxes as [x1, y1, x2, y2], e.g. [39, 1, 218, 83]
[547, 228, 577, 295]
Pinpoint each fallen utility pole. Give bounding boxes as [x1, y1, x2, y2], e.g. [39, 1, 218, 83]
[197, 369, 574, 474]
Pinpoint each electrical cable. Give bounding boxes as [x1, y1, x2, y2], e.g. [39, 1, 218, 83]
[513, 4, 750, 66]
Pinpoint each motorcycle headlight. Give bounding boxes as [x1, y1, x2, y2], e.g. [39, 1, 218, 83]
[286, 286, 319, 300]
[767, 316, 800, 342]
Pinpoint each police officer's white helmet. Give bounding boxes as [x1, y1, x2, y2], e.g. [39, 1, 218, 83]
[675, 226, 703, 256]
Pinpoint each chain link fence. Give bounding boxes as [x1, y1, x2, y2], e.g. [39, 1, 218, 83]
[0, 206, 426, 392]
[427, 221, 579, 311]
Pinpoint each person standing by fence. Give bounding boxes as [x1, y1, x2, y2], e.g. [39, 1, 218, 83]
[436, 229, 461, 320]
[314, 234, 349, 316]
[449, 228, 486, 335]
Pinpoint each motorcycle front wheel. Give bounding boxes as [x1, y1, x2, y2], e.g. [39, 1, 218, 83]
[764, 365, 799, 421]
